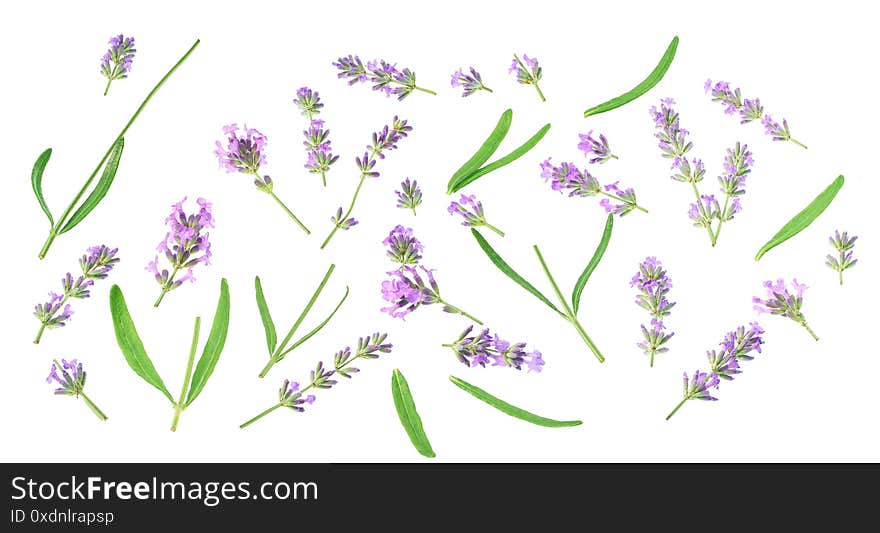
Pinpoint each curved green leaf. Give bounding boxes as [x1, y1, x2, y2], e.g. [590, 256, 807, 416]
[451, 123, 551, 193]
[447, 109, 512, 194]
[278, 286, 350, 359]
[471, 228, 562, 316]
[755, 175, 844, 260]
[254, 276, 277, 355]
[449, 376, 582, 428]
[109, 285, 173, 403]
[59, 137, 124, 234]
[572, 214, 614, 314]
[186, 278, 231, 407]
[391, 369, 436, 458]
[31, 148, 54, 226]
[583, 36, 679, 117]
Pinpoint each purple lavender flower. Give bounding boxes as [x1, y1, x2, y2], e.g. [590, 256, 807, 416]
[147, 197, 213, 307]
[753, 279, 818, 341]
[444, 325, 544, 373]
[688, 194, 720, 230]
[451, 67, 492, 97]
[384, 225, 423, 266]
[330, 207, 358, 230]
[650, 98, 694, 169]
[380, 265, 482, 324]
[303, 119, 339, 186]
[395, 178, 422, 215]
[448, 194, 506, 236]
[539, 159, 647, 216]
[826, 230, 858, 285]
[631, 257, 676, 366]
[33, 245, 119, 344]
[293, 86, 323, 119]
[711, 142, 754, 245]
[46, 358, 107, 420]
[100, 34, 136, 96]
[577, 131, 618, 164]
[333, 55, 436, 100]
[509, 53, 545, 101]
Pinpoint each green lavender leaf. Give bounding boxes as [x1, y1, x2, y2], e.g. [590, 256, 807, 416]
[446, 109, 512, 193]
[391, 369, 436, 458]
[449, 376, 582, 428]
[471, 228, 562, 316]
[755, 175, 845, 261]
[572, 214, 614, 315]
[277, 286, 350, 359]
[583, 36, 679, 117]
[254, 276, 277, 354]
[31, 148, 54, 226]
[59, 137, 124, 234]
[186, 278, 230, 407]
[109, 285, 174, 404]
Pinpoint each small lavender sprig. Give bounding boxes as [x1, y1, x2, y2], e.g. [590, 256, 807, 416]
[443, 325, 544, 373]
[380, 265, 482, 324]
[509, 53, 545, 102]
[451, 67, 492, 97]
[578, 131, 618, 164]
[540, 159, 648, 216]
[384, 225, 424, 267]
[631, 257, 676, 367]
[711, 142, 753, 245]
[100, 34, 136, 96]
[395, 178, 422, 215]
[34, 245, 119, 344]
[448, 194, 506, 236]
[753, 279, 818, 341]
[147, 197, 213, 308]
[46, 358, 108, 421]
[215, 124, 310, 234]
[303, 119, 339, 187]
[826, 230, 858, 285]
[705, 79, 807, 149]
[240, 333, 392, 428]
[292, 86, 324, 119]
[333, 55, 436, 100]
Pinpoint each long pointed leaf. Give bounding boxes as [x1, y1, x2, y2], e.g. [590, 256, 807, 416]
[391, 369, 436, 458]
[572, 214, 614, 315]
[446, 109, 512, 194]
[59, 137, 124, 234]
[31, 148, 54, 226]
[254, 276, 277, 355]
[471, 228, 562, 316]
[450, 123, 551, 193]
[109, 285, 173, 403]
[186, 278, 231, 407]
[278, 286, 350, 359]
[449, 376, 582, 428]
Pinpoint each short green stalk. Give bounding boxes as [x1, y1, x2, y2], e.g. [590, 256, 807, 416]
[171, 317, 201, 432]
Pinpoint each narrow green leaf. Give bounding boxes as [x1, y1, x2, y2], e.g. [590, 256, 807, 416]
[447, 109, 513, 194]
[572, 214, 614, 315]
[583, 36, 679, 117]
[755, 175, 845, 260]
[279, 286, 350, 359]
[391, 369, 436, 458]
[186, 278, 231, 407]
[31, 148, 54, 226]
[109, 285, 174, 403]
[59, 137, 124, 234]
[451, 123, 551, 193]
[254, 276, 277, 355]
[471, 228, 562, 316]
[449, 376, 582, 428]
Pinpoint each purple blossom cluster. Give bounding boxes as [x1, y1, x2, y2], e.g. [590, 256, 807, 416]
[705, 80, 807, 149]
[46, 358, 107, 420]
[100, 34, 136, 95]
[577, 131, 617, 164]
[395, 178, 422, 215]
[826, 230, 858, 285]
[631, 257, 676, 366]
[295, 88, 338, 186]
[34, 245, 120, 344]
[539, 159, 646, 216]
[509, 53, 545, 101]
[448, 194, 505, 236]
[753, 279, 818, 341]
[292, 86, 324, 118]
[451, 67, 492, 97]
[333, 55, 436, 100]
[380, 265, 481, 324]
[384, 225, 423, 266]
[445, 325, 544, 373]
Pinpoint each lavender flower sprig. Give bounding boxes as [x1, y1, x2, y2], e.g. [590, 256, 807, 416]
[451, 67, 492, 97]
[540, 159, 648, 216]
[147, 197, 213, 307]
[381, 265, 483, 324]
[320, 116, 413, 249]
[705, 80, 807, 149]
[578, 131, 618, 164]
[631, 257, 676, 367]
[34, 245, 119, 344]
[292, 86, 324, 119]
[395, 178, 422, 215]
[509, 53, 545, 102]
[710, 142, 753, 245]
[448, 194, 506, 236]
[753, 279, 818, 341]
[46, 358, 108, 421]
[666, 323, 764, 420]
[294, 88, 338, 186]
[240, 333, 392, 429]
[333, 55, 436, 100]
[443, 325, 544, 373]
[826, 230, 858, 285]
[384, 225, 423, 267]
[215, 124, 310, 234]
[100, 34, 136, 96]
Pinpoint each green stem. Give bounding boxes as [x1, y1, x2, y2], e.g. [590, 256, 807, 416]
[239, 403, 283, 429]
[534, 83, 546, 102]
[321, 175, 366, 250]
[103, 78, 113, 97]
[439, 299, 483, 325]
[839, 269, 843, 286]
[171, 316, 201, 432]
[482, 85, 494, 93]
[666, 397, 688, 421]
[38, 39, 201, 260]
[650, 349, 655, 368]
[320, 170, 327, 187]
[154, 266, 180, 308]
[79, 392, 108, 421]
[483, 222, 506, 237]
[570, 317, 605, 363]
[800, 321, 819, 342]
[275, 286, 349, 361]
[611, 154, 619, 160]
[411, 207, 417, 217]
[414, 86, 438, 95]
[598, 190, 649, 214]
[712, 193, 732, 247]
[790, 138, 808, 150]
[265, 189, 310, 234]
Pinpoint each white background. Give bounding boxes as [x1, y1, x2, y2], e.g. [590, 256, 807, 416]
[1, 0, 877, 462]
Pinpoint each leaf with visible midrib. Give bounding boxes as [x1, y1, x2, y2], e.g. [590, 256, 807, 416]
[572, 214, 614, 315]
[59, 137, 124, 234]
[391, 369, 436, 458]
[254, 276, 277, 355]
[447, 109, 512, 194]
[109, 285, 173, 403]
[186, 278, 231, 407]
[449, 376, 582, 428]
[31, 148, 54, 226]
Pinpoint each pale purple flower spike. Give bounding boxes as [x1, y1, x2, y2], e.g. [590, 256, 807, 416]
[444, 324, 544, 373]
[753, 279, 818, 341]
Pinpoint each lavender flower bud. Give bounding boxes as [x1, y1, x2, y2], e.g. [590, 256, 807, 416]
[293, 86, 323, 118]
[753, 279, 818, 341]
[451, 67, 492, 97]
[826, 230, 858, 285]
[445, 325, 544, 373]
[334, 55, 435, 100]
[706, 80, 806, 149]
[631, 257, 676, 366]
[330, 207, 358, 230]
[577, 130, 617, 164]
[509, 53, 545, 101]
[395, 178, 422, 214]
[540, 159, 645, 216]
[384, 225, 424, 266]
[214, 123, 267, 179]
[46, 358, 107, 420]
[100, 34, 136, 95]
[303, 119, 339, 185]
